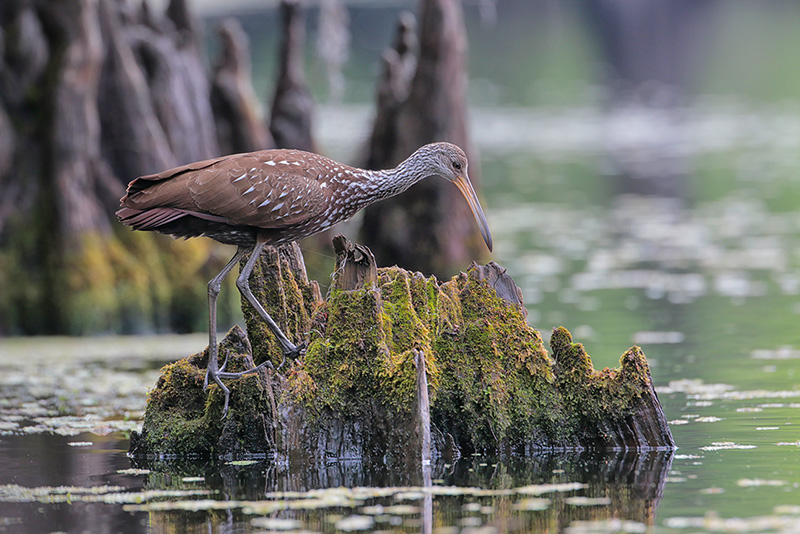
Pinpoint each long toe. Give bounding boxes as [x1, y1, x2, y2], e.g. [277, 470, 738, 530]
[217, 359, 274, 379]
[287, 341, 306, 358]
[277, 342, 306, 371]
[222, 390, 230, 418]
[205, 372, 232, 417]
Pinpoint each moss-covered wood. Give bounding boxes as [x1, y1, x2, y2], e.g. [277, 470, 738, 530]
[131, 238, 674, 459]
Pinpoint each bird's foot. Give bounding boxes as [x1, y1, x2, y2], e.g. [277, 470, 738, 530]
[204, 372, 231, 417]
[215, 358, 274, 379]
[277, 341, 306, 371]
[204, 342, 306, 418]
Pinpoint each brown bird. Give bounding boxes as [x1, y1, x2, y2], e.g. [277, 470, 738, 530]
[117, 142, 492, 415]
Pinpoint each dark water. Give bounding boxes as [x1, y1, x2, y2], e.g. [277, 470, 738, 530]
[0, 430, 673, 533]
[3, 101, 800, 532]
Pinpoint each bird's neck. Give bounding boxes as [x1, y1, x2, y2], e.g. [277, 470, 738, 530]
[362, 157, 429, 202]
[327, 155, 431, 221]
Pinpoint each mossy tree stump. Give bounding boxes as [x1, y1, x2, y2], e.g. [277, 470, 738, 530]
[130, 237, 674, 459]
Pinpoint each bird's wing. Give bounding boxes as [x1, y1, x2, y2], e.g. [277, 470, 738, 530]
[124, 155, 231, 198]
[186, 150, 330, 228]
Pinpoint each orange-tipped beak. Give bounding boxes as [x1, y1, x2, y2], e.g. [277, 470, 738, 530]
[452, 174, 493, 252]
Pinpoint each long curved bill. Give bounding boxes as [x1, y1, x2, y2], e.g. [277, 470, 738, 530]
[452, 174, 493, 252]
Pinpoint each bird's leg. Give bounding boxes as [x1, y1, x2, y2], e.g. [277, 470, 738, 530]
[206, 239, 302, 415]
[205, 247, 248, 415]
[229, 238, 302, 373]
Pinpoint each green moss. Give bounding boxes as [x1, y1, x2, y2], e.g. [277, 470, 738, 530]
[137, 252, 671, 457]
[549, 327, 659, 446]
[132, 326, 278, 457]
[301, 287, 389, 415]
[0, 216, 241, 335]
[139, 357, 216, 456]
[428, 265, 559, 451]
[243, 246, 320, 368]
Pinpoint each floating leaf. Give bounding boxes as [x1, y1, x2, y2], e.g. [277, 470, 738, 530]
[334, 515, 374, 531]
[512, 498, 551, 511]
[565, 496, 611, 506]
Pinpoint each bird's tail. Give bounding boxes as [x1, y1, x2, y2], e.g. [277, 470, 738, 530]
[116, 207, 187, 231]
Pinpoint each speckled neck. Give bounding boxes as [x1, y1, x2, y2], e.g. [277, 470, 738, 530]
[361, 150, 435, 202]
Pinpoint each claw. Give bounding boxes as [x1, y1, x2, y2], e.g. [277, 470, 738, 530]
[277, 342, 306, 371]
[216, 358, 274, 380]
[210, 357, 285, 418]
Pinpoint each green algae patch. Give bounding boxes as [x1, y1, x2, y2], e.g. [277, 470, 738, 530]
[133, 243, 673, 459]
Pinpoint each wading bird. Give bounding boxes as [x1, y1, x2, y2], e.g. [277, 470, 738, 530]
[117, 142, 492, 414]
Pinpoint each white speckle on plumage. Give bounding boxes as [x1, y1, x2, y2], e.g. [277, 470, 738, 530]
[233, 173, 247, 182]
[244, 186, 255, 194]
[320, 182, 327, 189]
[271, 202, 285, 212]
[249, 168, 257, 173]
[258, 199, 270, 208]
[265, 161, 276, 166]
[278, 191, 289, 199]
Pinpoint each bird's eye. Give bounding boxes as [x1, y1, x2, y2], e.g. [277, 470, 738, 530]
[452, 161, 462, 170]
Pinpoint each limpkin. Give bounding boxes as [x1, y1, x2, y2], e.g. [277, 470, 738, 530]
[117, 142, 492, 415]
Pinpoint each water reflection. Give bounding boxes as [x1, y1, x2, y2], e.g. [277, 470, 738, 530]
[131, 449, 673, 533]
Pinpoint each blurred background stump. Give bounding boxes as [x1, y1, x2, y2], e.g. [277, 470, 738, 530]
[359, 0, 489, 279]
[0, 0, 489, 335]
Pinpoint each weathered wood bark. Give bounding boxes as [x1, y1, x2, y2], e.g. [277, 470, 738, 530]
[210, 18, 273, 154]
[30, 0, 117, 333]
[0, 5, 45, 234]
[98, 0, 176, 181]
[0, 104, 16, 228]
[414, 347, 432, 464]
[330, 233, 377, 293]
[269, 0, 316, 152]
[165, 0, 200, 49]
[316, 0, 349, 104]
[128, 19, 219, 165]
[359, 0, 487, 279]
[43, 0, 113, 239]
[131, 236, 675, 459]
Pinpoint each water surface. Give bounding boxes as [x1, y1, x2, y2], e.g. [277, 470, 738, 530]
[2, 103, 800, 532]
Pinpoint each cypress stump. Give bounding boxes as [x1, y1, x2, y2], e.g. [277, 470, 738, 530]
[130, 236, 674, 459]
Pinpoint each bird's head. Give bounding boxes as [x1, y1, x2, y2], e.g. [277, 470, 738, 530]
[414, 142, 493, 252]
[420, 142, 470, 182]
